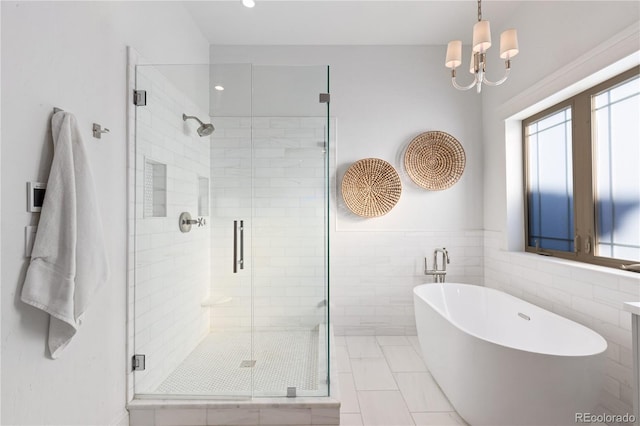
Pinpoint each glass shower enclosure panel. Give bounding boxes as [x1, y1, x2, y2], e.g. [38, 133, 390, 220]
[133, 63, 329, 398]
[249, 65, 330, 397]
[133, 63, 252, 398]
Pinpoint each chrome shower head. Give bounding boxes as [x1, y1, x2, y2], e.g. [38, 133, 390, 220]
[197, 123, 215, 137]
[182, 113, 215, 137]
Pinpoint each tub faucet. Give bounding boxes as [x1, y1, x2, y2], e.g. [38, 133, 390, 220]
[434, 248, 450, 272]
[425, 247, 450, 283]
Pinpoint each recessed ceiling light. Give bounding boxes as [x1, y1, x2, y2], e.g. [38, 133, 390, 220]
[214, 86, 225, 91]
[242, 0, 255, 8]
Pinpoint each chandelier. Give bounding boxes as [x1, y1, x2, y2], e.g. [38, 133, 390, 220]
[445, 0, 519, 93]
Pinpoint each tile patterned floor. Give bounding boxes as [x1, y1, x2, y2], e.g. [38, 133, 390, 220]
[156, 330, 322, 396]
[336, 335, 467, 426]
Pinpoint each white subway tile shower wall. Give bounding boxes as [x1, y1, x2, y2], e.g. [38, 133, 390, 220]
[210, 117, 331, 330]
[133, 65, 211, 393]
[332, 230, 484, 336]
[484, 230, 640, 419]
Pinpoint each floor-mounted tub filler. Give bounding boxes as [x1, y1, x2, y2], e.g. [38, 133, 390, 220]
[414, 283, 607, 426]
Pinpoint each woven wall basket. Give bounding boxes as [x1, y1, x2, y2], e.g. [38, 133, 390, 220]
[341, 158, 402, 217]
[404, 131, 466, 190]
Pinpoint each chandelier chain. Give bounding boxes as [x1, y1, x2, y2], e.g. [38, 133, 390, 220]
[477, 0, 482, 22]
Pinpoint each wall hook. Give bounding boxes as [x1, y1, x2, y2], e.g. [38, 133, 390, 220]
[92, 123, 110, 139]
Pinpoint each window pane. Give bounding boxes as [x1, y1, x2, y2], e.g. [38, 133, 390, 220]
[611, 77, 640, 102]
[593, 76, 640, 261]
[535, 108, 569, 133]
[594, 92, 608, 109]
[527, 108, 575, 252]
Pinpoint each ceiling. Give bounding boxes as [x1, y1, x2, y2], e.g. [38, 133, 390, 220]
[183, 1, 523, 45]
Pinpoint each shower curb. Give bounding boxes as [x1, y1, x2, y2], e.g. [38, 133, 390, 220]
[128, 398, 340, 426]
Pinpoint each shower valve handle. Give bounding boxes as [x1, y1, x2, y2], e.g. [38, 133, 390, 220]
[181, 217, 206, 227]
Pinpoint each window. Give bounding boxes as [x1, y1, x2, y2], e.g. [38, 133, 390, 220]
[523, 67, 640, 268]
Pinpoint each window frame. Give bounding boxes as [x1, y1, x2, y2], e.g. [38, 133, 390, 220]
[522, 66, 640, 269]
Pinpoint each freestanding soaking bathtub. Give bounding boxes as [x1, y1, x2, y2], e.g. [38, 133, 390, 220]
[413, 283, 607, 426]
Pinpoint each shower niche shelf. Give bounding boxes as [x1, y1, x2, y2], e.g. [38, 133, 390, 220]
[143, 159, 166, 218]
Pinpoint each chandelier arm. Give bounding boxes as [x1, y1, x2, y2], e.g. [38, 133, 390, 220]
[481, 61, 511, 87]
[452, 78, 477, 91]
[451, 70, 477, 91]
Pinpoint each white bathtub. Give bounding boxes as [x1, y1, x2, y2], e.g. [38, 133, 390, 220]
[413, 283, 607, 426]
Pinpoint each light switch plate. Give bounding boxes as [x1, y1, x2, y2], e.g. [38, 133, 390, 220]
[25, 226, 37, 257]
[27, 182, 47, 212]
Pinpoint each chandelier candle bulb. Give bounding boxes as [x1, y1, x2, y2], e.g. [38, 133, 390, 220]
[499, 29, 519, 59]
[445, 41, 462, 69]
[472, 20, 492, 52]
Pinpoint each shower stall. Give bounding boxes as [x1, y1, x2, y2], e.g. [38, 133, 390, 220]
[130, 62, 331, 400]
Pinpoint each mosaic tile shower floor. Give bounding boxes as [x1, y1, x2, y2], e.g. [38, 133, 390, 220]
[156, 329, 321, 396]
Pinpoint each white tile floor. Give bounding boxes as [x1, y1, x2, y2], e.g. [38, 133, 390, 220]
[336, 336, 467, 426]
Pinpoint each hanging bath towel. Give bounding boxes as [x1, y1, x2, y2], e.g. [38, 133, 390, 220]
[21, 111, 109, 359]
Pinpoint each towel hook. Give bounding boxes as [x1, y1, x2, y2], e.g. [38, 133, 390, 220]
[92, 123, 110, 139]
[54, 107, 109, 140]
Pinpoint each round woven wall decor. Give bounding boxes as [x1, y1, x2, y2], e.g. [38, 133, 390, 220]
[341, 158, 402, 217]
[404, 131, 466, 190]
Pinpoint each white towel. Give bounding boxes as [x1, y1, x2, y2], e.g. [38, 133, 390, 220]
[21, 111, 109, 359]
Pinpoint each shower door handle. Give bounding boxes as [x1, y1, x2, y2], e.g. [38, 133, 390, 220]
[233, 220, 245, 273]
[239, 220, 244, 270]
[233, 220, 238, 273]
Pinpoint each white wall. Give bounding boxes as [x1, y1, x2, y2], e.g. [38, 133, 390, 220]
[481, 1, 640, 419]
[1, 2, 209, 425]
[210, 45, 485, 335]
